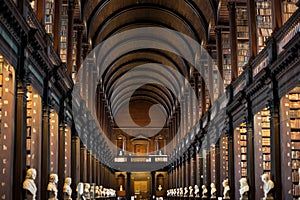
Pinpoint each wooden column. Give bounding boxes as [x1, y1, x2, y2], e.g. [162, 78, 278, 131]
[13, 38, 27, 200]
[227, 116, 235, 200]
[71, 136, 81, 199]
[200, 77, 206, 115]
[190, 146, 196, 186]
[228, 2, 238, 81]
[36, 0, 45, 24]
[215, 28, 223, 96]
[214, 142, 221, 197]
[66, 0, 75, 76]
[269, 91, 282, 199]
[247, 0, 258, 57]
[246, 102, 255, 200]
[80, 145, 87, 182]
[151, 171, 156, 198]
[87, 151, 92, 183]
[41, 88, 50, 200]
[58, 120, 66, 200]
[185, 154, 190, 187]
[53, 0, 62, 53]
[75, 25, 83, 73]
[126, 172, 131, 200]
[271, 0, 282, 31]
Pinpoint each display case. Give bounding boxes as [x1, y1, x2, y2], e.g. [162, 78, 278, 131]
[50, 110, 59, 173]
[255, 0, 273, 52]
[281, 86, 300, 199]
[234, 122, 247, 198]
[236, 6, 249, 75]
[222, 32, 232, 87]
[0, 55, 16, 200]
[282, 0, 298, 24]
[254, 107, 271, 199]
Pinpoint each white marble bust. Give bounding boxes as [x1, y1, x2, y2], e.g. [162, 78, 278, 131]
[210, 183, 217, 198]
[179, 187, 183, 197]
[47, 173, 58, 200]
[184, 186, 188, 197]
[239, 178, 249, 200]
[201, 185, 208, 198]
[189, 186, 193, 197]
[76, 182, 85, 200]
[194, 185, 200, 197]
[83, 183, 90, 199]
[23, 168, 37, 200]
[63, 177, 72, 200]
[222, 179, 230, 199]
[261, 173, 274, 200]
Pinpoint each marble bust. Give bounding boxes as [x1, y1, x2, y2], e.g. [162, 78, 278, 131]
[194, 185, 200, 197]
[76, 182, 85, 200]
[201, 185, 208, 198]
[239, 178, 249, 200]
[189, 186, 193, 197]
[63, 177, 72, 200]
[223, 179, 230, 199]
[179, 187, 183, 197]
[184, 186, 188, 197]
[83, 183, 90, 199]
[261, 173, 274, 200]
[210, 183, 217, 198]
[23, 168, 37, 200]
[47, 173, 58, 200]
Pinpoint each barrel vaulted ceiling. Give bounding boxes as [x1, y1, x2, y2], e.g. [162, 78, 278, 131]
[77, 0, 230, 137]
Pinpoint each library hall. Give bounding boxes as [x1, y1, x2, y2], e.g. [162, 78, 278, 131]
[0, 0, 300, 199]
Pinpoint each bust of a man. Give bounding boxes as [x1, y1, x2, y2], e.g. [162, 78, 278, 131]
[47, 173, 58, 200]
[223, 179, 230, 199]
[194, 185, 200, 197]
[261, 173, 274, 200]
[76, 182, 85, 200]
[63, 177, 72, 200]
[83, 183, 90, 199]
[189, 186, 193, 197]
[23, 168, 37, 200]
[201, 185, 208, 198]
[184, 186, 188, 197]
[210, 183, 217, 198]
[239, 178, 249, 200]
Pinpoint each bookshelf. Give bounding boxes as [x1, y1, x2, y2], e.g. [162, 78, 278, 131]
[60, 1, 68, 63]
[254, 107, 271, 199]
[222, 32, 232, 87]
[281, 86, 300, 199]
[255, 0, 273, 52]
[234, 122, 247, 198]
[220, 136, 228, 184]
[282, 0, 298, 24]
[26, 87, 33, 168]
[65, 125, 71, 176]
[45, 0, 55, 37]
[236, 7, 250, 75]
[0, 56, 16, 199]
[72, 30, 77, 82]
[50, 110, 59, 173]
